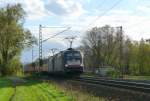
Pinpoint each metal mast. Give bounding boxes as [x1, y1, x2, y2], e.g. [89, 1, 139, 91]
[39, 24, 43, 70]
[38, 25, 70, 71]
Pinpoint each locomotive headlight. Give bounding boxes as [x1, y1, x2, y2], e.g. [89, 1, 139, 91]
[65, 64, 68, 67]
[80, 63, 84, 66]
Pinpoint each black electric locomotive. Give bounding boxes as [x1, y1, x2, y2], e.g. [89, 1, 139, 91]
[48, 48, 83, 73]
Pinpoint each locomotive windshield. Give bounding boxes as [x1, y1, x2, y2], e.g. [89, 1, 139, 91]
[64, 51, 82, 65]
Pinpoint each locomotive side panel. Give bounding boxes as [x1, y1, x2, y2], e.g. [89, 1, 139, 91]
[48, 57, 53, 72]
[54, 53, 64, 72]
[42, 58, 48, 72]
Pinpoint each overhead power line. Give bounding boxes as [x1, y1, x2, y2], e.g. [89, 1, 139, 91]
[38, 25, 71, 68]
[96, 0, 106, 9]
[124, 18, 150, 30]
[42, 27, 71, 42]
[85, 0, 122, 31]
[41, 26, 69, 28]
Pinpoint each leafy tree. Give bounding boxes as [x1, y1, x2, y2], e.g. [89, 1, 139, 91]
[81, 25, 122, 71]
[138, 39, 150, 75]
[123, 37, 132, 74]
[0, 4, 36, 76]
[128, 41, 139, 75]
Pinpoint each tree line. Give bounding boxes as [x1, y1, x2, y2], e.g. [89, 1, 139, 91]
[81, 25, 150, 75]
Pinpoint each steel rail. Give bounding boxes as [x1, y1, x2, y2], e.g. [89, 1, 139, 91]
[74, 76, 150, 93]
[80, 76, 150, 87]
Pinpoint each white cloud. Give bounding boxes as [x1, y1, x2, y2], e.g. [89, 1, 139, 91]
[23, 0, 47, 20]
[2, 0, 150, 41]
[0, 0, 21, 4]
[0, 0, 47, 20]
[59, 5, 150, 40]
[137, 5, 150, 14]
[45, 0, 85, 17]
[89, 14, 150, 40]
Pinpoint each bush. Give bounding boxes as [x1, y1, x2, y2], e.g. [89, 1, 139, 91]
[106, 68, 121, 78]
[7, 57, 23, 75]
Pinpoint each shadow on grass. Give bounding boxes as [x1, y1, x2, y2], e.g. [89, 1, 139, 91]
[0, 78, 14, 88]
[0, 77, 43, 89]
[0, 72, 76, 89]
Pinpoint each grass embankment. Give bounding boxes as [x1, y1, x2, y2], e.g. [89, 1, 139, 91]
[13, 80, 72, 101]
[0, 77, 72, 101]
[82, 72, 150, 80]
[60, 86, 106, 101]
[54, 79, 150, 101]
[0, 76, 107, 101]
[124, 75, 150, 80]
[51, 81, 106, 101]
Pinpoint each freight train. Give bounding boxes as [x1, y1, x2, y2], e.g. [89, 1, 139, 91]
[24, 48, 84, 74]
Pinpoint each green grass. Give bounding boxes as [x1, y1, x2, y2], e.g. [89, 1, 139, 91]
[13, 81, 72, 101]
[0, 77, 107, 101]
[124, 75, 150, 80]
[0, 77, 73, 101]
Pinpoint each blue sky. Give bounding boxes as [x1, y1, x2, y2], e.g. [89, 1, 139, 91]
[0, 0, 150, 63]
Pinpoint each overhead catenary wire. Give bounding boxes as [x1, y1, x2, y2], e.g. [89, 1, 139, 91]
[84, 0, 123, 31]
[42, 27, 71, 42]
[38, 25, 71, 68]
[122, 0, 150, 30]
[30, 27, 71, 48]
[124, 17, 150, 30]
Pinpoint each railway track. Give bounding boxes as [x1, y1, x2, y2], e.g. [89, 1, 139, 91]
[74, 76, 150, 93]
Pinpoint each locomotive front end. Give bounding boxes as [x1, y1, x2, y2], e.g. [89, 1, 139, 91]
[64, 50, 83, 73]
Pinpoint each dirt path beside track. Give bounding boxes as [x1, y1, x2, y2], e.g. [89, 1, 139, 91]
[8, 77, 26, 101]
